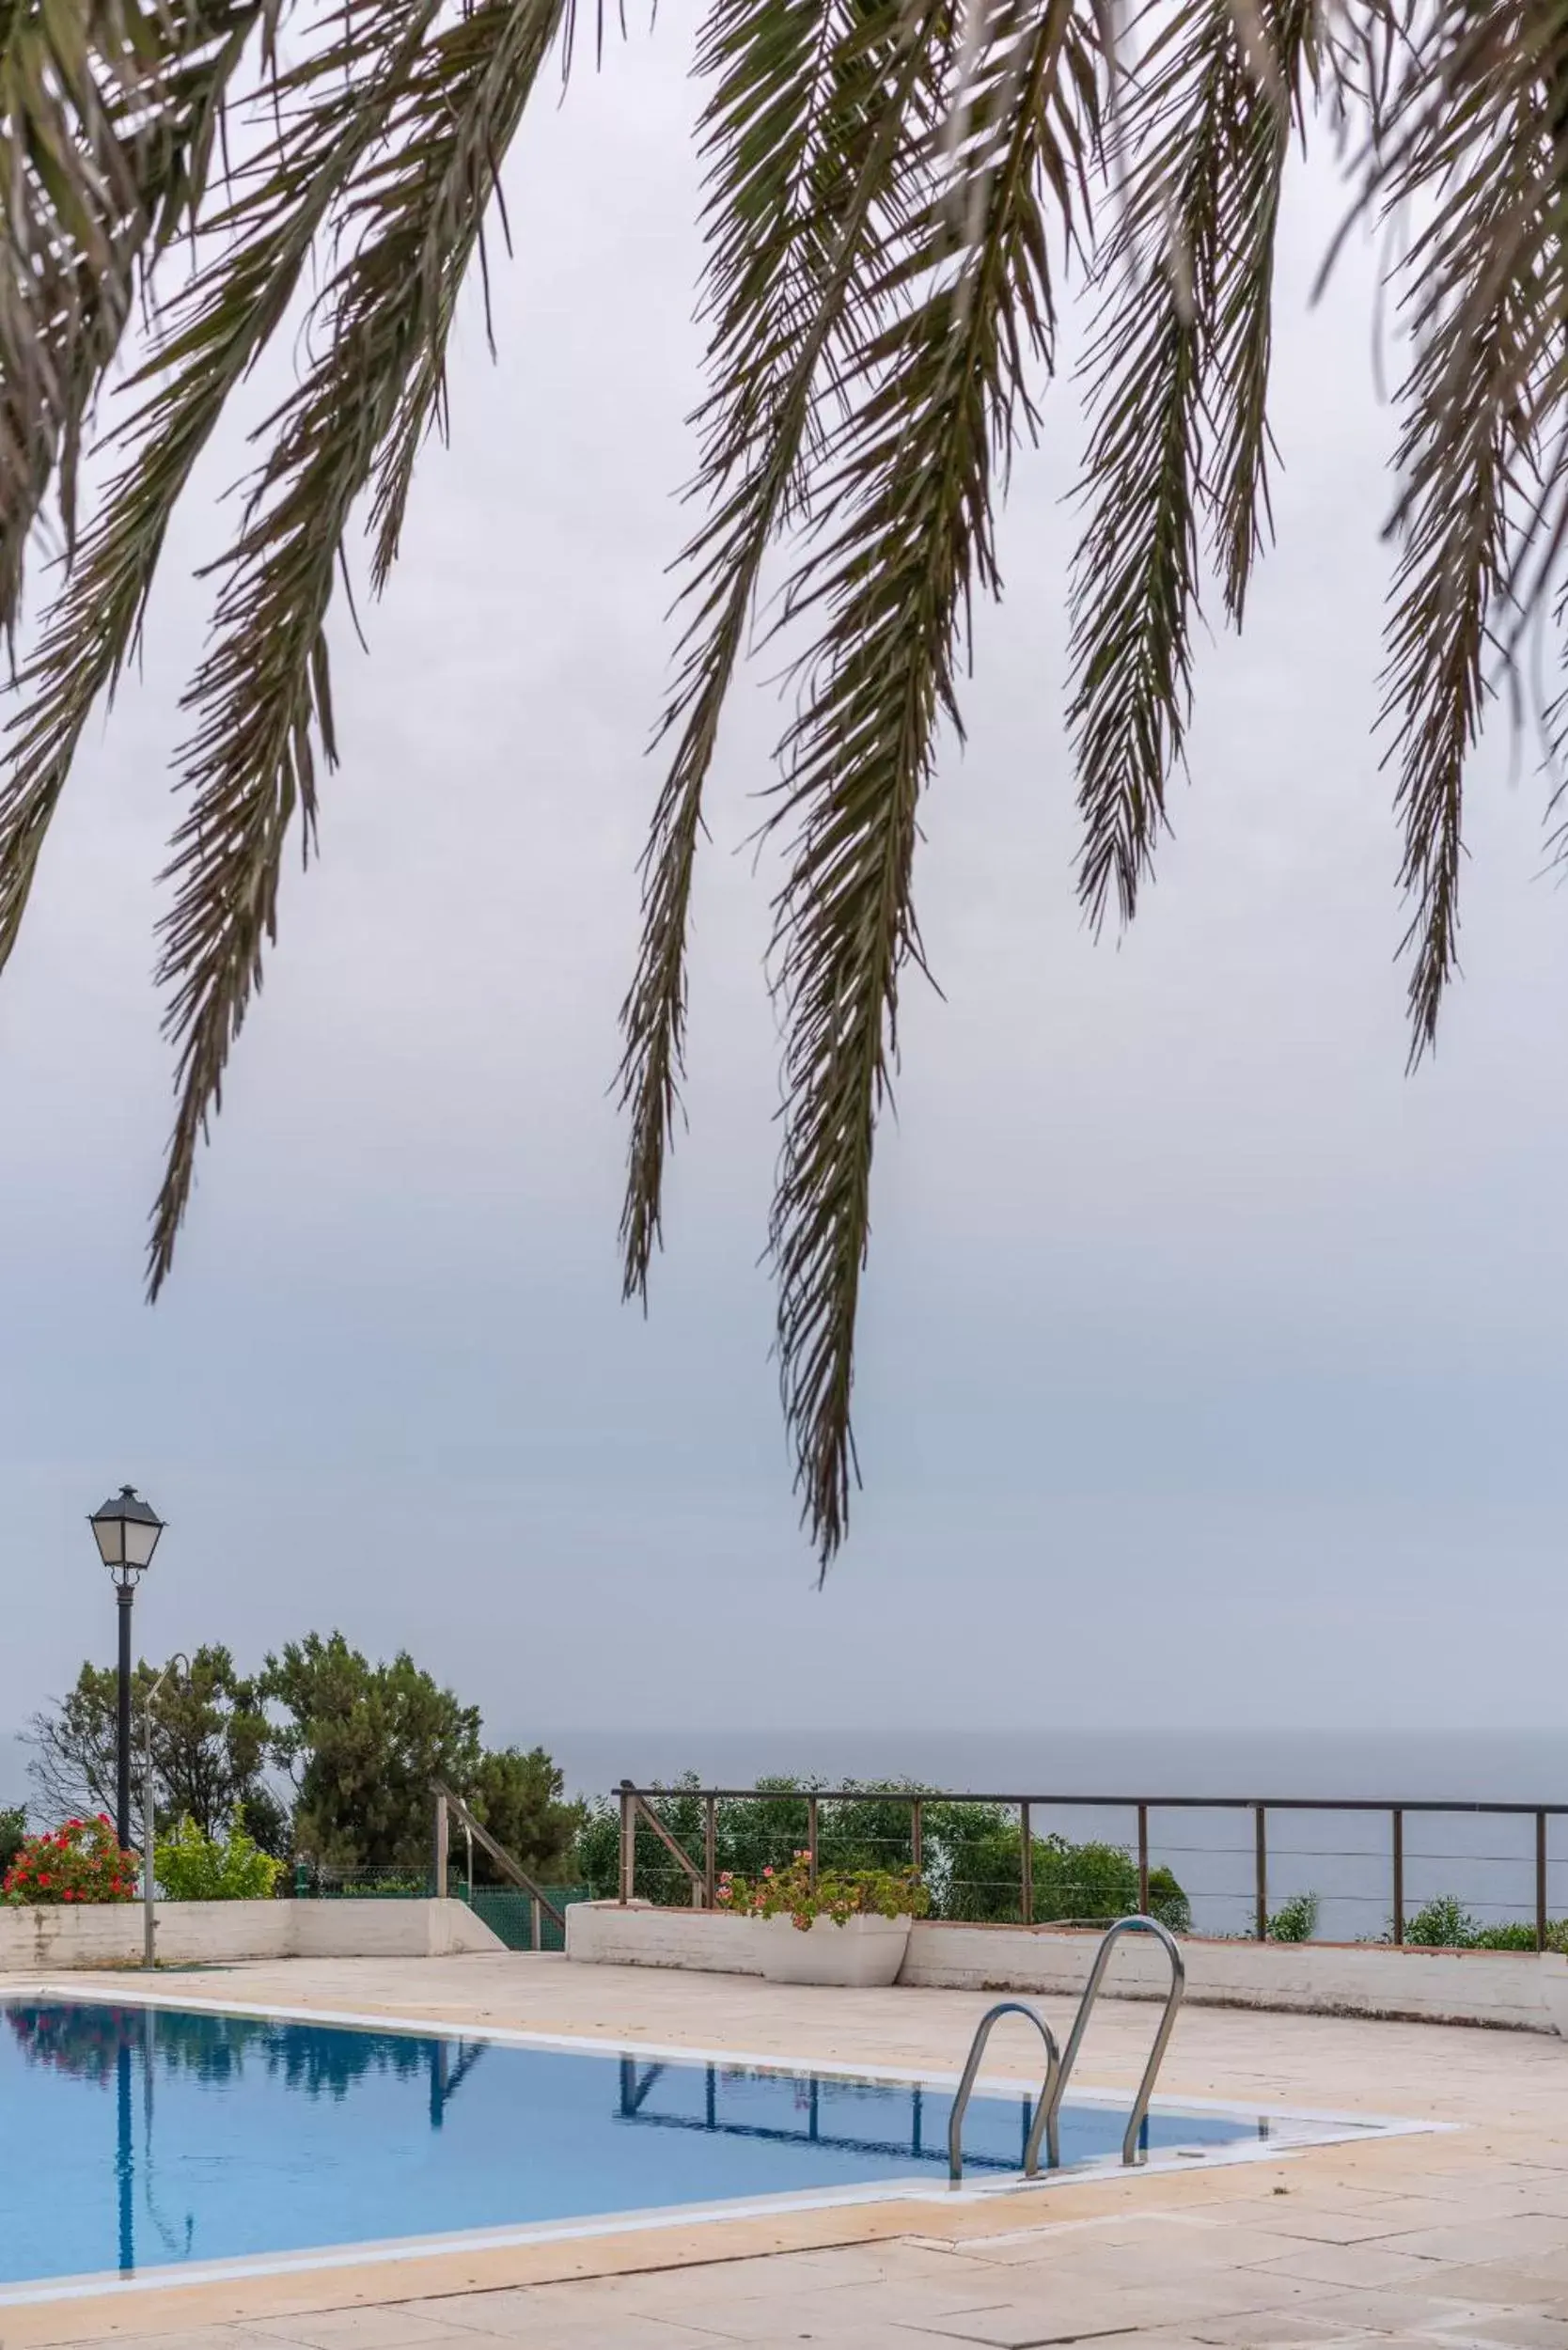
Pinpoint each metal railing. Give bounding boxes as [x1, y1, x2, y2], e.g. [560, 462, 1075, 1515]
[612, 1782, 1568, 1949]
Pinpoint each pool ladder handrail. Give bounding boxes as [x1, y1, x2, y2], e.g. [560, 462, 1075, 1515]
[947, 1914, 1185, 2184]
[947, 2001, 1061, 2182]
[1044, 1913, 1185, 2169]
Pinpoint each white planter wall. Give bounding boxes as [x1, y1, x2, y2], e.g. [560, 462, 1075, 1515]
[755, 1913, 911, 1986]
[0, 1897, 502, 1970]
[565, 1902, 1568, 2036]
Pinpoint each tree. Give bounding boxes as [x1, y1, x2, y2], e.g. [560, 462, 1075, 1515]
[262, 1632, 483, 1868]
[465, 1747, 581, 1884]
[0, 0, 1558, 1564]
[27, 1646, 272, 1838]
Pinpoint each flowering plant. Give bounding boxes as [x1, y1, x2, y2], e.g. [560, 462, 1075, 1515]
[716, 1852, 929, 1933]
[2, 1815, 138, 1904]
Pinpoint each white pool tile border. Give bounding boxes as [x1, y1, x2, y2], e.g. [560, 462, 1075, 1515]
[0, 1980, 1450, 2308]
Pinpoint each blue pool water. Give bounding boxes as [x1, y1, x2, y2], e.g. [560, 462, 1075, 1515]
[0, 1999, 1281, 2287]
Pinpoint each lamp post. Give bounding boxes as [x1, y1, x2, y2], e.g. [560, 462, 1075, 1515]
[88, 1487, 165, 1850]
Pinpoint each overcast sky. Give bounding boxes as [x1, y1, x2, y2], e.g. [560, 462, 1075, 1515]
[2, 22, 1565, 1786]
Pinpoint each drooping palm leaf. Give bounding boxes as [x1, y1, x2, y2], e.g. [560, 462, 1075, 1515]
[150, 0, 567, 1287]
[0, 0, 449, 982]
[1069, 0, 1318, 933]
[1367, 0, 1567, 1052]
[763, 0, 1098, 1561]
[0, 0, 259, 631]
[617, 0, 953, 1299]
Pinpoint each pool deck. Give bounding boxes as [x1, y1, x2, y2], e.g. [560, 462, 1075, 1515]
[3, 1951, 1566, 2350]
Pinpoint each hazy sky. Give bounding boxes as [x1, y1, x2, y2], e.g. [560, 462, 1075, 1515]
[3, 24, 1565, 1790]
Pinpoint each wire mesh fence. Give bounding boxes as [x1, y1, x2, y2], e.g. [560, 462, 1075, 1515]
[444, 1879, 592, 1951]
[601, 1784, 1568, 1950]
[290, 1861, 434, 1899]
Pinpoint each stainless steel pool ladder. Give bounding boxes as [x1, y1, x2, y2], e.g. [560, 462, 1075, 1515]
[947, 1914, 1185, 2183]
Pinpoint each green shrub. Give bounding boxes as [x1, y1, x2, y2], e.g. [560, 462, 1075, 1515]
[1397, 1894, 1568, 1952]
[0, 1808, 25, 1875]
[1267, 1891, 1319, 1942]
[1403, 1894, 1481, 1948]
[155, 1817, 283, 1901]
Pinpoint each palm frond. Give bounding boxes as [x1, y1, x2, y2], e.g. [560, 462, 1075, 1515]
[616, 0, 952, 1305]
[0, 0, 259, 632]
[1369, 2, 1564, 1055]
[1068, 0, 1314, 932]
[1204, 0, 1317, 619]
[0, 0, 443, 991]
[149, 0, 567, 1288]
[765, 0, 1097, 1564]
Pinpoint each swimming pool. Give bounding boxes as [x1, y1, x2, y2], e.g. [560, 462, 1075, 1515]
[0, 1993, 1402, 2296]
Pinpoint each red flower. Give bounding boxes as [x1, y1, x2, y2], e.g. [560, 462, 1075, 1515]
[37, 1872, 51, 1888]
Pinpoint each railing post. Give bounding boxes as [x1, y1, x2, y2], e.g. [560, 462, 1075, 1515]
[1253, 1806, 1267, 1941]
[1137, 1804, 1150, 1915]
[432, 1789, 449, 1903]
[911, 1796, 923, 1877]
[704, 1793, 717, 1908]
[1392, 1809, 1404, 1945]
[619, 1782, 635, 1905]
[808, 1793, 819, 1890]
[1020, 1801, 1032, 1926]
[1537, 1811, 1548, 1952]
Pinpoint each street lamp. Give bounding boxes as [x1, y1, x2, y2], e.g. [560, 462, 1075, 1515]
[88, 1487, 165, 1849]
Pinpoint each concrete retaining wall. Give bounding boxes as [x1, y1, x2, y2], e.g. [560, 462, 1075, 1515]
[565, 1902, 1568, 2035]
[0, 1897, 503, 1970]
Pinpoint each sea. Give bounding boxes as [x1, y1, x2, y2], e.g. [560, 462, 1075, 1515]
[540, 1726, 1568, 1943]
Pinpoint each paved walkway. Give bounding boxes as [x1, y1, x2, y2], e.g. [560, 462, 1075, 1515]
[5, 1953, 1567, 2349]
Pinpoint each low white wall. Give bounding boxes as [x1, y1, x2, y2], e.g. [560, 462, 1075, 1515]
[0, 1897, 503, 1971]
[565, 1902, 1568, 2036]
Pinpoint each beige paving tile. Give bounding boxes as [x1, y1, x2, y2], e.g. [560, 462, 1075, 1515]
[1158, 2311, 1355, 2344]
[403, 2328, 729, 2350]
[1380, 2222, 1568, 2267]
[250, 2316, 506, 2348]
[1450, 2315, 1568, 2348]
[1271, 2289, 1531, 2335]
[70, 2334, 294, 2350]
[1244, 2242, 1461, 2291]
[1237, 2203, 1434, 2247]
[685, 2284, 1022, 2342]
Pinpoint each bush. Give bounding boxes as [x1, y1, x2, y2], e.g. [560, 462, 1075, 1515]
[1267, 1891, 1320, 1943]
[154, 1817, 283, 1901]
[1403, 1893, 1480, 1948]
[0, 1807, 25, 1875]
[3, 1815, 137, 1904]
[1399, 1893, 1568, 1953]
